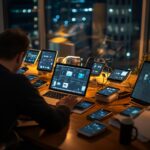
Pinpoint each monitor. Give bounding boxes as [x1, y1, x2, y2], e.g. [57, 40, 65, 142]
[24, 49, 40, 64]
[131, 61, 150, 105]
[49, 63, 91, 96]
[37, 50, 57, 72]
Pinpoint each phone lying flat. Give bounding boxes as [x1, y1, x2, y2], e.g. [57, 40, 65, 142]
[77, 121, 107, 137]
[87, 109, 112, 121]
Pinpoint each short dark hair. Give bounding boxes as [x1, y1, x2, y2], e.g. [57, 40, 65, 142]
[0, 28, 29, 60]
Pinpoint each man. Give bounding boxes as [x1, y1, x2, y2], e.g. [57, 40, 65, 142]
[0, 29, 77, 149]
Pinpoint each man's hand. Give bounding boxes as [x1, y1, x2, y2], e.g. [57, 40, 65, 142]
[56, 95, 78, 111]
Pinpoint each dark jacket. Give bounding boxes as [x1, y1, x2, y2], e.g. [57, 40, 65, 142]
[0, 64, 70, 142]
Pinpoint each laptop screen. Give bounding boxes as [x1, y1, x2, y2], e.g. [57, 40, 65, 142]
[131, 61, 150, 105]
[24, 49, 40, 64]
[37, 50, 57, 72]
[50, 64, 91, 96]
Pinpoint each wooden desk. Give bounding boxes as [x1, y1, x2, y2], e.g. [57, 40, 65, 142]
[17, 74, 150, 150]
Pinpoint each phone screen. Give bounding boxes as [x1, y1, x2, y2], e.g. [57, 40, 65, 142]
[78, 121, 106, 137]
[91, 62, 104, 76]
[17, 67, 28, 74]
[26, 75, 38, 81]
[74, 101, 94, 110]
[87, 109, 112, 121]
[32, 80, 47, 88]
[108, 69, 131, 82]
[120, 106, 142, 117]
[97, 87, 119, 96]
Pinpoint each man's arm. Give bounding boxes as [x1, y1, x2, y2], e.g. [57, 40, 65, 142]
[15, 75, 71, 132]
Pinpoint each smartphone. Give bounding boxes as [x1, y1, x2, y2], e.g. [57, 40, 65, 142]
[91, 62, 105, 76]
[17, 67, 28, 74]
[87, 109, 112, 121]
[77, 121, 107, 137]
[120, 106, 143, 118]
[32, 79, 47, 88]
[97, 86, 119, 96]
[74, 101, 94, 111]
[26, 74, 38, 81]
[108, 69, 131, 82]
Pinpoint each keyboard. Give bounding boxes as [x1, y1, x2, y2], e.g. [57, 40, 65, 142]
[43, 91, 67, 99]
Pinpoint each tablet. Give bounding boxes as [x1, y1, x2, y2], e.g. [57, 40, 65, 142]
[120, 106, 143, 118]
[24, 49, 41, 64]
[78, 121, 107, 137]
[37, 50, 57, 72]
[97, 86, 119, 96]
[91, 62, 105, 76]
[87, 109, 112, 121]
[108, 69, 131, 82]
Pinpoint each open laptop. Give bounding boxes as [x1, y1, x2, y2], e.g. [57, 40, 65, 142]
[131, 61, 150, 106]
[42, 63, 91, 105]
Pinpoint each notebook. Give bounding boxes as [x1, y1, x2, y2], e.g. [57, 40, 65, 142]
[43, 63, 91, 105]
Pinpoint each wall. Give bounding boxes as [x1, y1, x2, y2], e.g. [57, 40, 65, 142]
[0, 0, 4, 32]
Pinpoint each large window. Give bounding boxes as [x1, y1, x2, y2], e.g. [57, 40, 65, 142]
[44, 0, 142, 69]
[3, 0, 40, 49]
[2, 0, 143, 69]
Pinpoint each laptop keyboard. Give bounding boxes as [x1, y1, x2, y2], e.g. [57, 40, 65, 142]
[43, 91, 67, 99]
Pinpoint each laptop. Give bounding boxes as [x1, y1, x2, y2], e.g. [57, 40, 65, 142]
[42, 63, 91, 105]
[131, 61, 150, 106]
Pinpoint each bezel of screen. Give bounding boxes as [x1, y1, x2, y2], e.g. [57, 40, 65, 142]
[24, 49, 41, 64]
[49, 63, 91, 96]
[37, 50, 57, 72]
[97, 86, 119, 96]
[131, 61, 150, 105]
[108, 69, 131, 82]
[91, 62, 105, 76]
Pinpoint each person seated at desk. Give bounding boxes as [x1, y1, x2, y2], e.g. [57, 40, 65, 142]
[0, 29, 77, 149]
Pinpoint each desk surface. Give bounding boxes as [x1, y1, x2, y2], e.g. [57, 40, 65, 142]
[17, 71, 150, 150]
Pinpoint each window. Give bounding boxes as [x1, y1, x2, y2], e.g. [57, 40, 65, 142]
[3, 0, 40, 49]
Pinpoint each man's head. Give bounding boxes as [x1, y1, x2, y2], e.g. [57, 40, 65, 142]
[0, 28, 29, 72]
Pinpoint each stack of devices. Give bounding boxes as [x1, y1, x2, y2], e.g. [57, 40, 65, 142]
[95, 86, 120, 103]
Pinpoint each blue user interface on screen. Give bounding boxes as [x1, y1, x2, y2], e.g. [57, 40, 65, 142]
[89, 109, 110, 120]
[98, 87, 119, 96]
[24, 50, 40, 64]
[131, 62, 150, 105]
[80, 122, 106, 135]
[121, 106, 142, 117]
[91, 62, 104, 75]
[50, 64, 91, 96]
[38, 50, 56, 72]
[108, 69, 130, 81]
